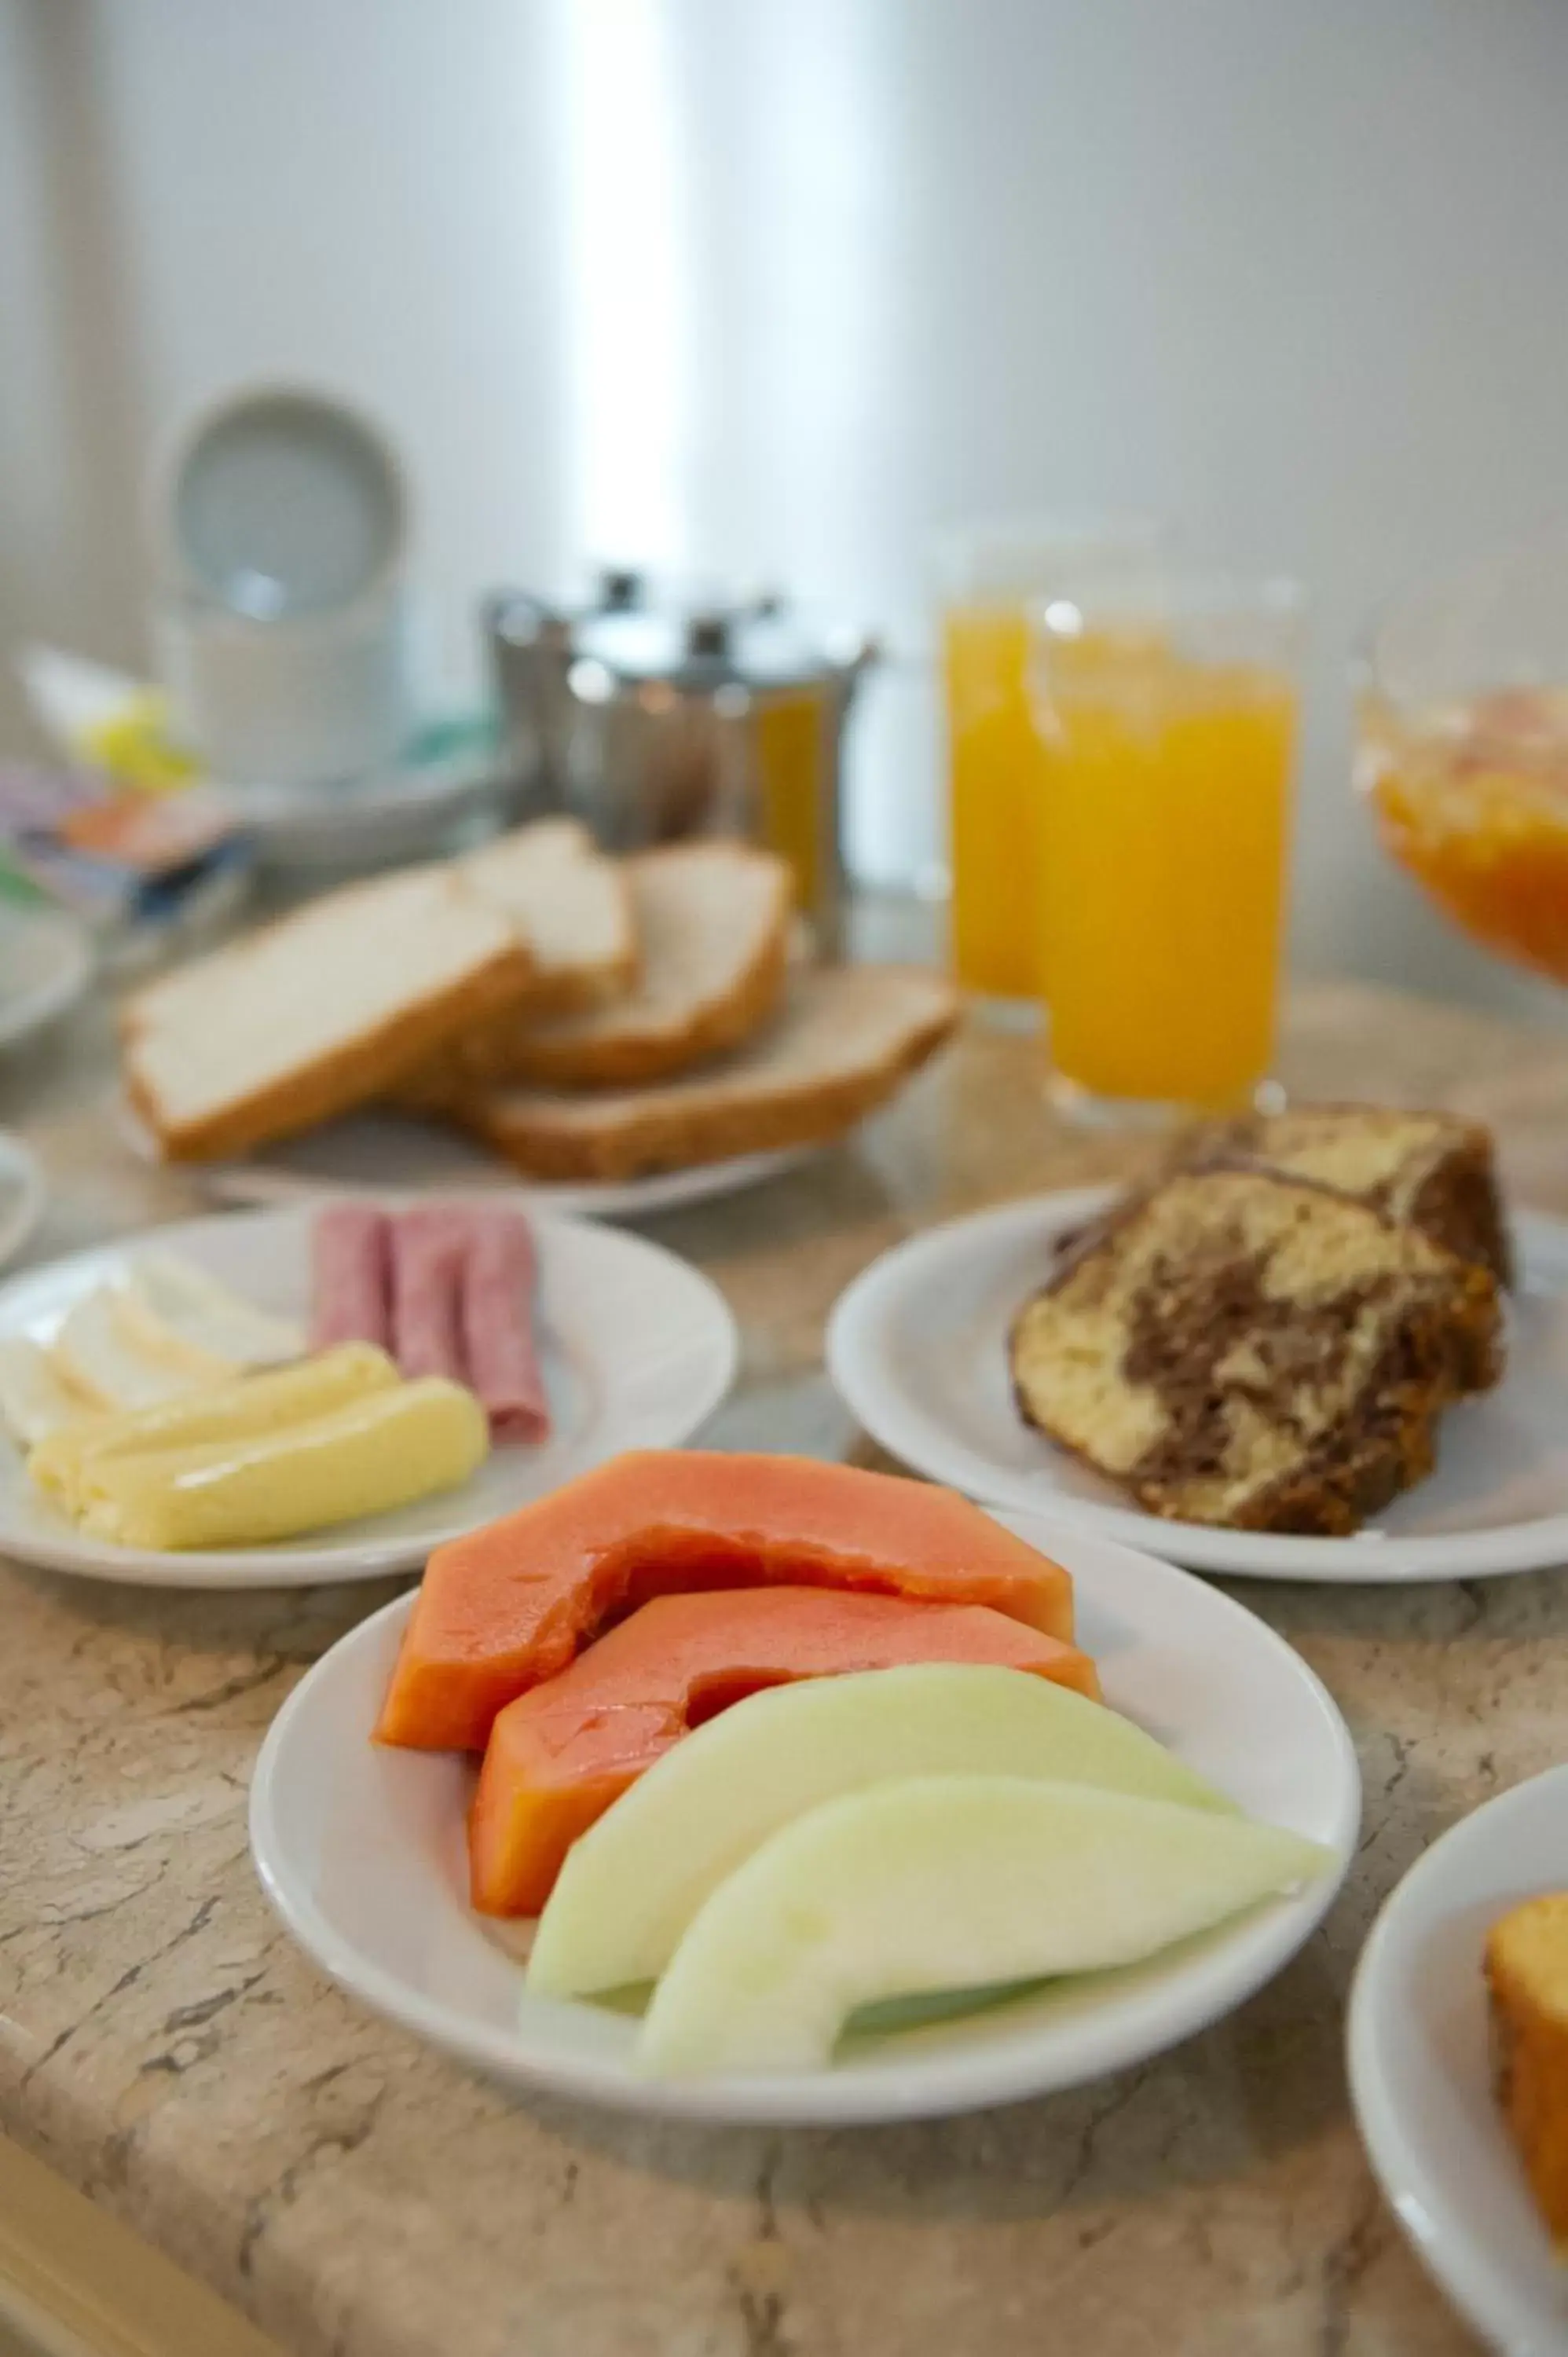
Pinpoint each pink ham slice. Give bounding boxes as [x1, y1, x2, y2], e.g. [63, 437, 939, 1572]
[458, 1207, 551, 1443]
[313, 1199, 550, 1441]
[310, 1204, 393, 1351]
[390, 1205, 468, 1383]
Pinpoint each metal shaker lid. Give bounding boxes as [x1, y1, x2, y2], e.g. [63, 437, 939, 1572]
[573, 597, 871, 695]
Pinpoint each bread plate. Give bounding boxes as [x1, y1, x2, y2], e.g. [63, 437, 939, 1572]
[827, 1187, 1568, 1582]
[0, 1204, 737, 1588]
[1348, 1764, 1568, 2352]
[250, 1509, 1358, 2126]
[119, 1095, 815, 1218]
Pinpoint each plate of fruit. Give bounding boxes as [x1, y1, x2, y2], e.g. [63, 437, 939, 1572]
[250, 1453, 1357, 2124]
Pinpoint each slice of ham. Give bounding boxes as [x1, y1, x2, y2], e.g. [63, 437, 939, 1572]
[310, 1204, 393, 1351]
[313, 1198, 550, 1442]
[390, 1205, 468, 1384]
[457, 1205, 551, 1444]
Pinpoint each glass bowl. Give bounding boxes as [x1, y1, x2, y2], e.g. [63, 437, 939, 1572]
[1361, 529, 1568, 983]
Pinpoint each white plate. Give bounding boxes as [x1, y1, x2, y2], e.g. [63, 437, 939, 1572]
[1349, 1765, 1568, 2353]
[0, 903, 93, 1050]
[219, 755, 503, 871]
[0, 1132, 46, 1270]
[249, 1512, 1358, 2126]
[119, 1099, 816, 1219]
[0, 1204, 737, 1588]
[828, 1187, 1568, 1583]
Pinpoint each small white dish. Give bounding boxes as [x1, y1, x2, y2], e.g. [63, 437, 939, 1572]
[0, 1132, 46, 1270]
[216, 750, 503, 871]
[249, 1512, 1357, 2126]
[828, 1186, 1568, 1584]
[155, 386, 412, 792]
[119, 1098, 816, 1220]
[0, 1203, 736, 1589]
[1349, 1764, 1568, 2353]
[0, 903, 93, 1050]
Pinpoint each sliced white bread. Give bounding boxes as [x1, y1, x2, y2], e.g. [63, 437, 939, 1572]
[122, 865, 537, 1162]
[445, 840, 792, 1091]
[455, 964, 961, 1180]
[457, 819, 636, 1018]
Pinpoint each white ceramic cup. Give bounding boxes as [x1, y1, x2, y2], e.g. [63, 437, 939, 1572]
[156, 585, 411, 790]
[152, 383, 412, 790]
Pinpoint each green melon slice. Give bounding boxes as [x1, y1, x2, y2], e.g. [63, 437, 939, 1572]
[526, 1663, 1233, 2000]
[636, 1774, 1330, 2078]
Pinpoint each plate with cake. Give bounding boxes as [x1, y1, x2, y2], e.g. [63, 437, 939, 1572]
[1348, 1764, 1568, 2351]
[827, 1105, 1568, 1580]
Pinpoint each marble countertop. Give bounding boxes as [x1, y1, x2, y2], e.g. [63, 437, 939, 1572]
[5, 980, 1568, 2357]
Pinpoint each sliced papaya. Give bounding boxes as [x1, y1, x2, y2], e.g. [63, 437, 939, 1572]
[469, 1586, 1099, 1915]
[376, 1450, 1075, 1752]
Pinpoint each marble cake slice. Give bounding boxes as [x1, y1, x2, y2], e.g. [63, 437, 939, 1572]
[1011, 1168, 1502, 1534]
[1167, 1104, 1511, 1285]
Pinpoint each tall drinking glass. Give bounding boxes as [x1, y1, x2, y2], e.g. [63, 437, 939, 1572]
[936, 518, 1170, 1009]
[1030, 574, 1303, 1120]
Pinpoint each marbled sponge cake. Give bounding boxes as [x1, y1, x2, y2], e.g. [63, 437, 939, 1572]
[1010, 1168, 1502, 1534]
[1169, 1104, 1511, 1285]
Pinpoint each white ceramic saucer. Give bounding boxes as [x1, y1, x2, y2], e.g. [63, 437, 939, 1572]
[218, 751, 504, 871]
[828, 1186, 1568, 1582]
[250, 1512, 1358, 2125]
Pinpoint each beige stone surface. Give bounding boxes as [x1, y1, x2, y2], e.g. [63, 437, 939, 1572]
[3, 981, 1565, 2355]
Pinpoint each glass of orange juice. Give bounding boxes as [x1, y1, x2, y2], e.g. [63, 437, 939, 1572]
[936, 518, 1170, 1010]
[1030, 574, 1303, 1120]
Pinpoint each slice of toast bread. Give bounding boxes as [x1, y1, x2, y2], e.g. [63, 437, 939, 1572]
[429, 841, 792, 1093]
[454, 964, 961, 1180]
[122, 864, 537, 1162]
[456, 820, 636, 1020]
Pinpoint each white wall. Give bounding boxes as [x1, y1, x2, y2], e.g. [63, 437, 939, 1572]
[5, 0, 1568, 1015]
[0, 2, 148, 707]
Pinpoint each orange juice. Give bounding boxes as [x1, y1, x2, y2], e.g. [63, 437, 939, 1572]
[753, 687, 829, 922]
[942, 607, 1046, 998]
[1038, 647, 1296, 1108]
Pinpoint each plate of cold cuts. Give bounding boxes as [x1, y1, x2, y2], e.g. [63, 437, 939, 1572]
[0, 1197, 738, 1587]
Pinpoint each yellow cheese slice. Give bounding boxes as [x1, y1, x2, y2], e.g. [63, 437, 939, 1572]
[30, 1342, 398, 1513]
[75, 1377, 489, 1552]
